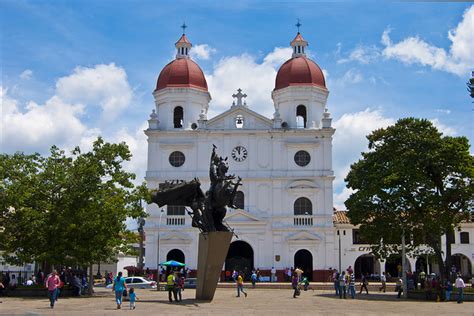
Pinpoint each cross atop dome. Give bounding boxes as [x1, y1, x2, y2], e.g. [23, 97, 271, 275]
[295, 18, 302, 33]
[175, 24, 192, 59]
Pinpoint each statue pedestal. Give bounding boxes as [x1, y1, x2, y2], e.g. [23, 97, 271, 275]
[195, 231, 233, 301]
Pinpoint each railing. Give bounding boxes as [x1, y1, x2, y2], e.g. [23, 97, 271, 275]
[294, 215, 313, 226]
[166, 216, 185, 226]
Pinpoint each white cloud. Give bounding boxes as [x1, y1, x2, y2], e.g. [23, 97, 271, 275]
[332, 108, 395, 209]
[1, 87, 87, 153]
[381, 5, 474, 76]
[190, 44, 217, 60]
[206, 47, 292, 118]
[19, 69, 33, 80]
[435, 108, 451, 115]
[56, 63, 133, 119]
[335, 69, 364, 86]
[108, 122, 148, 179]
[2, 63, 136, 156]
[430, 118, 457, 136]
[337, 45, 381, 64]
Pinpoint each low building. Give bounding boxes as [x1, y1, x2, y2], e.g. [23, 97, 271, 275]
[333, 211, 473, 279]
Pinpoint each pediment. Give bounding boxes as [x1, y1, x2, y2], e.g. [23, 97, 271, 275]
[207, 106, 273, 130]
[225, 209, 264, 223]
[287, 180, 319, 190]
[160, 231, 193, 243]
[287, 231, 322, 241]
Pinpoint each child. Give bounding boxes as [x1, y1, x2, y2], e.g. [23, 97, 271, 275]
[129, 288, 137, 310]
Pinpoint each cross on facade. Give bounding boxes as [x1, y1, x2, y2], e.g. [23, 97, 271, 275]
[296, 18, 302, 33]
[232, 88, 247, 106]
[181, 22, 187, 34]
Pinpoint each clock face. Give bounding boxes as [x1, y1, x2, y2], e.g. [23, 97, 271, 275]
[231, 146, 248, 162]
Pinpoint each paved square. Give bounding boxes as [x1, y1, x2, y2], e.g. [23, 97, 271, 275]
[1, 287, 472, 315]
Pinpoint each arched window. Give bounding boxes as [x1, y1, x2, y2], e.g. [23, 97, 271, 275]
[173, 106, 183, 128]
[296, 105, 307, 128]
[233, 191, 244, 209]
[294, 197, 312, 215]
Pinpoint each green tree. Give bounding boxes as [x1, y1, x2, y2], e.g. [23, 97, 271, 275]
[345, 118, 474, 281]
[0, 138, 148, 294]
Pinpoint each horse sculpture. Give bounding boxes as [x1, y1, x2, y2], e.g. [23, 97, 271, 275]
[150, 145, 241, 232]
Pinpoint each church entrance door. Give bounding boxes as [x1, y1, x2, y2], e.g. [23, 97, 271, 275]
[225, 241, 254, 279]
[294, 249, 313, 281]
[166, 249, 185, 263]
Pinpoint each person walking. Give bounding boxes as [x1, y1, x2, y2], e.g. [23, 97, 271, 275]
[444, 279, 453, 301]
[295, 267, 303, 282]
[291, 274, 299, 298]
[338, 271, 346, 299]
[455, 274, 466, 304]
[112, 272, 127, 309]
[359, 273, 369, 294]
[129, 288, 138, 309]
[236, 272, 247, 297]
[348, 273, 356, 299]
[333, 270, 340, 296]
[45, 270, 60, 309]
[396, 277, 403, 299]
[176, 275, 184, 302]
[379, 272, 386, 293]
[167, 272, 178, 302]
[251, 271, 257, 288]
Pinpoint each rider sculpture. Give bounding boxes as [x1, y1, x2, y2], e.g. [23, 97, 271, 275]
[150, 145, 241, 232]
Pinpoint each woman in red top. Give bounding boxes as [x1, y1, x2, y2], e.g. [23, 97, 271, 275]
[45, 270, 60, 308]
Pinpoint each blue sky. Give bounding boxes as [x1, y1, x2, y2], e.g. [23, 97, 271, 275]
[1, 1, 473, 209]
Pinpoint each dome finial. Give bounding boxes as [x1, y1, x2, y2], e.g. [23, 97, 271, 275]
[181, 22, 187, 35]
[175, 23, 192, 59]
[295, 18, 302, 33]
[290, 23, 308, 58]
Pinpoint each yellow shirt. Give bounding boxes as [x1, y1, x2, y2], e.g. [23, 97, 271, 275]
[167, 274, 175, 286]
[237, 275, 243, 285]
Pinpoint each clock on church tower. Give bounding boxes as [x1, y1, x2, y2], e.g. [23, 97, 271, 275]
[231, 146, 248, 162]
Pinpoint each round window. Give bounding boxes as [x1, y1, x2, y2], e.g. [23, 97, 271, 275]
[169, 151, 185, 167]
[294, 150, 311, 167]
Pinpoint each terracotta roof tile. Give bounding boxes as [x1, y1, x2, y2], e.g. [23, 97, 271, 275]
[333, 210, 351, 224]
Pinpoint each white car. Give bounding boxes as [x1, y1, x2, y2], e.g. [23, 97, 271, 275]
[106, 276, 157, 289]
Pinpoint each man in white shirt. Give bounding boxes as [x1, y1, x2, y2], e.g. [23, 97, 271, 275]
[379, 272, 387, 293]
[271, 267, 276, 282]
[455, 274, 466, 304]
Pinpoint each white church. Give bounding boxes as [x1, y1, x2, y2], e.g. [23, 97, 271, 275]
[143, 30, 473, 281]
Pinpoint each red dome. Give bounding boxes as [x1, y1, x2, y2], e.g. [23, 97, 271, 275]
[156, 58, 208, 91]
[274, 56, 326, 91]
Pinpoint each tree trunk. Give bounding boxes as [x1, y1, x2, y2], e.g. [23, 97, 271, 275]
[88, 264, 94, 295]
[444, 228, 454, 281]
[428, 234, 446, 281]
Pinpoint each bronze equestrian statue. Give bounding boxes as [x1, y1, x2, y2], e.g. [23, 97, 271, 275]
[150, 145, 241, 232]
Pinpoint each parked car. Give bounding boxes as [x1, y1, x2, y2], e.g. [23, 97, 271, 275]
[106, 277, 156, 289]
[184, 278, 197, 289]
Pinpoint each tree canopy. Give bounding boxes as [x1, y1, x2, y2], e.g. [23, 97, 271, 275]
[0, 137, 148, 270]
[345, 118, 474, 279]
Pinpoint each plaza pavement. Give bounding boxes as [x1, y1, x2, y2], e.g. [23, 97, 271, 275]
[0, 286, 472, 316]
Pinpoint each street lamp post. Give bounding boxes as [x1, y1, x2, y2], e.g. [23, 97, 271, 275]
[401, 228, 408, 299]
[156, 209, 164, 291]
[337, 230, 341, 272]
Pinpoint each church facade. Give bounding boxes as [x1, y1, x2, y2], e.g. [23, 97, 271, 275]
[143, 31, 473, 281]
